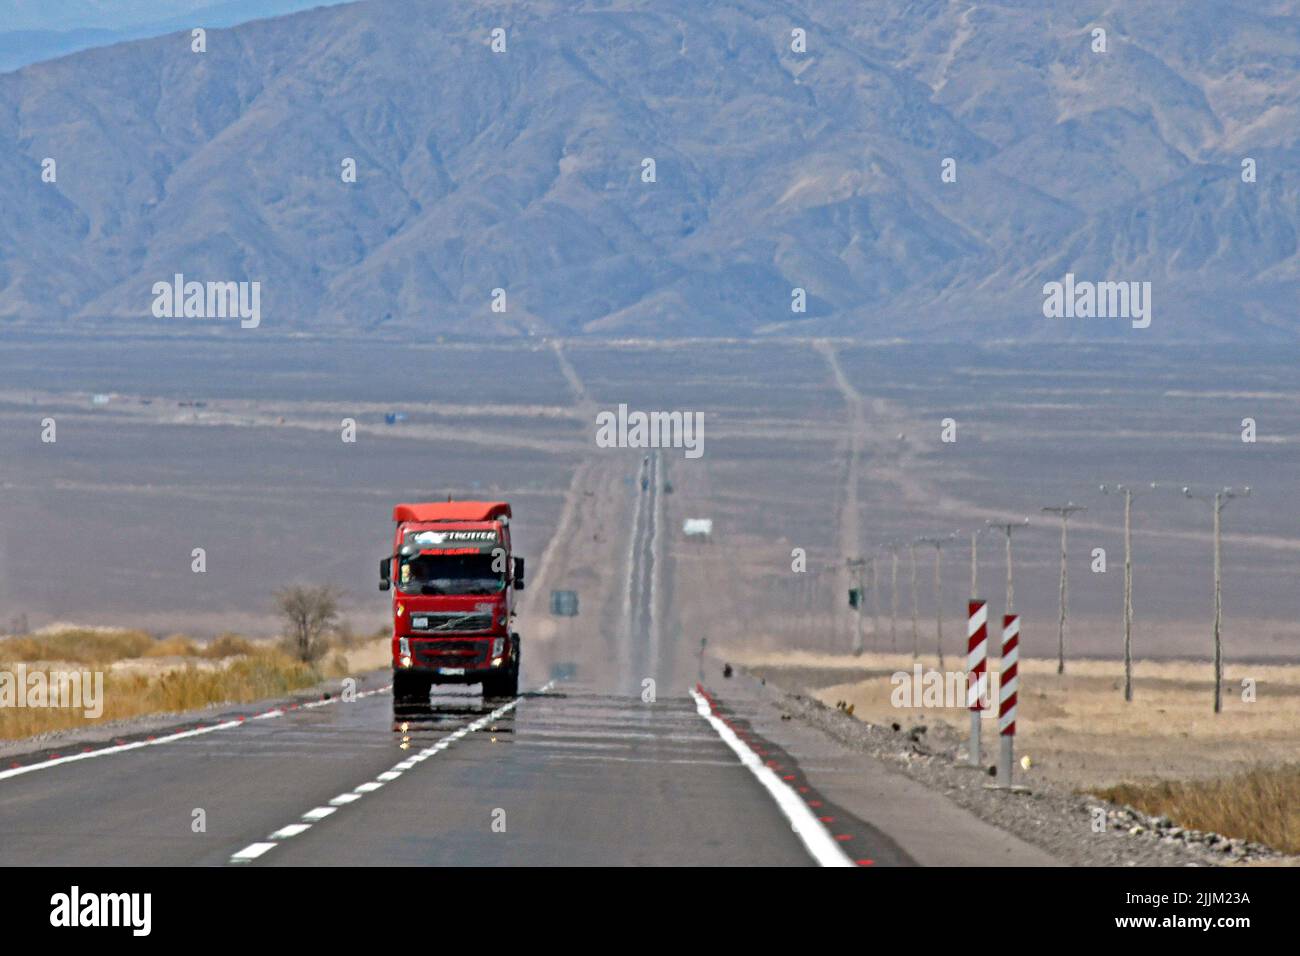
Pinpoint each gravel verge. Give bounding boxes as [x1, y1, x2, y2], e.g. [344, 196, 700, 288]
[748, 666, 1287, 867]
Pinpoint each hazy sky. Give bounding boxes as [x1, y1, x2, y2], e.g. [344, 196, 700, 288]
[0, 0, 356, 71]
[1, 0, 351, 33]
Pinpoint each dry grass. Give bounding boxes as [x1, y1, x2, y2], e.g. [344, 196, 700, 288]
[1092, 766, 1300, 855]
[0, 624, 387, 742]
[725, 648, 1300, 783]
[0, 625, 371, 667]
[0, 628, 154, 665]
[0, 648, 351, 740]
[142, 634, 200, 657]
[331, 622, 386, 651]
[340, 637, 391, 673]
[202, 633, 256, 658]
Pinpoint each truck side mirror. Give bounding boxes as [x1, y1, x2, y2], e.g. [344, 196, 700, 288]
[513, 556, 525, 591]
[379, 556, 392, 591]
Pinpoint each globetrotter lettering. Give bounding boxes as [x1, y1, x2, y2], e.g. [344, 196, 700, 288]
[408, 530, 498, 544]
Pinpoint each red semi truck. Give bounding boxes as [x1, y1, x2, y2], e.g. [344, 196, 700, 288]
[379, 501, 524, 701]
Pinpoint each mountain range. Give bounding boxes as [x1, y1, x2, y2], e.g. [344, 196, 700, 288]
[0, 0, 1297, 341]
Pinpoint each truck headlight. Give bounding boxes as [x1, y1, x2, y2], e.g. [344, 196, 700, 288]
[399, 637, 410, 656]
[491, 637, 504, 657]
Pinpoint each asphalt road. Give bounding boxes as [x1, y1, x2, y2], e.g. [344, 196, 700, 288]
[0, 458, 1054, 866]
[0, 679, 823, 865]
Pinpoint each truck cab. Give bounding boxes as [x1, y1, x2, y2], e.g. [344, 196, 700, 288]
[380, 501, 524, 702]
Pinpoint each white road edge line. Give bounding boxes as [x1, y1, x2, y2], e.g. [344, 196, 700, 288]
[689, 687, 854, 868]
[0, 685, 392, 784]
[228, 681, 554, 865]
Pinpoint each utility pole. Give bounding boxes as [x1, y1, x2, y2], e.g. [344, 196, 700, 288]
[908, 542, 920, 659]
[1100, 483, 1155, 702]
[887, 543, 900, 651]
[986, 519, 1029, 612]
[1183, 486, 1250, 713]
[846, 557, 867, 656]
[869, 556, 881, 650]
[802, 570, 812, 646]
[918, 534, 958, 668]
[1042, 504, 1086, 675]
[982, 519, 1026, 786]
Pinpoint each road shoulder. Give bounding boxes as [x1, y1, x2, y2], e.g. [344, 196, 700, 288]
[704, 669, 1059, 866]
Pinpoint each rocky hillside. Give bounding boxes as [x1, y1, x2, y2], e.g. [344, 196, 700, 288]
[0, 0, 1296, 340]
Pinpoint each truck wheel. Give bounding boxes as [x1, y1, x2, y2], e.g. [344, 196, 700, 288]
[393, 671, 431, 704]
[483, 638, 520, 699]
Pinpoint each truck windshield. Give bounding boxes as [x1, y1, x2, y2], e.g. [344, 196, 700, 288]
[398, 553, 505, 596]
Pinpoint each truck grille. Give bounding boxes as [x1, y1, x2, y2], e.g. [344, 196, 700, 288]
[414, 640, 488, 667]
[408, 612, 492, 632]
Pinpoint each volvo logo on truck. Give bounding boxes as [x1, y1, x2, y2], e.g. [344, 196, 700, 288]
[380, 501, 524, 703]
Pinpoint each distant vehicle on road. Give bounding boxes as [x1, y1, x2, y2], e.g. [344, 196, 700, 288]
[550, 590, 579, 616]
[550, 661, 578, 681]
[682, 518, 713, 540]
[380, 500, 525, 702]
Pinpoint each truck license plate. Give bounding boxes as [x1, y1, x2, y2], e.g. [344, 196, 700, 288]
[438, 667, 465, 676]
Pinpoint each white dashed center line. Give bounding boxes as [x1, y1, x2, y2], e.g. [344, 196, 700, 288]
[228, 682, 552, 865]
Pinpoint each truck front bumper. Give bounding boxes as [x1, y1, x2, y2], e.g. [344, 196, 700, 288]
[394, 636, 513, 680]
[397, 663, 509, 684]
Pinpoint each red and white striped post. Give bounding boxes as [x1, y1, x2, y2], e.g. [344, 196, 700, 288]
[997, 614, 1020, 786]
[966, 600, 988, 766]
